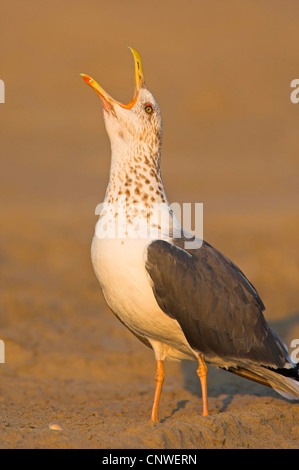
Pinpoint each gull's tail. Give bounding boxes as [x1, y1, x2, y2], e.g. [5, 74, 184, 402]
[228, 362, 299, 400]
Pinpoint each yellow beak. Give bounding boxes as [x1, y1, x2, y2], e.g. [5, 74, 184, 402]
[80, 47, 144, 109]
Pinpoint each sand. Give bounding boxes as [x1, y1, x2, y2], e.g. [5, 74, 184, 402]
[1, 0, 299, 449]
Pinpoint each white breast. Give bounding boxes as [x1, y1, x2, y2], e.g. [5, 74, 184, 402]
[91, 234, 195, 361]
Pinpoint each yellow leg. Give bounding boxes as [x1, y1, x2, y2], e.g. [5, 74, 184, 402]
[197, 354, 209, 416]
[150, 360, 165, 423]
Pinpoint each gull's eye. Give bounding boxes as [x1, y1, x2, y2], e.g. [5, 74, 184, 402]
[144, 104, 153, 114]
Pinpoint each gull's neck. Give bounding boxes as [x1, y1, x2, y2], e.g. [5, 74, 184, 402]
[96, 138, 179, 239]
[104, 142, 167, 207]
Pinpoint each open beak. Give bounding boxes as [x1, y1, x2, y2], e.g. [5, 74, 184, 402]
[80, 47, 144, 110]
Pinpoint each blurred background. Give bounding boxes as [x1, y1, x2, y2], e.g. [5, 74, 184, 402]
[1, 0, 299, 448]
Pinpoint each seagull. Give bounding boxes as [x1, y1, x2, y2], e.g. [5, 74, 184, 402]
[81, 48, 299, 422]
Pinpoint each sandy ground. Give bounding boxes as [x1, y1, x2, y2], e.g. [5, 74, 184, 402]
[1, 1, 299, 449]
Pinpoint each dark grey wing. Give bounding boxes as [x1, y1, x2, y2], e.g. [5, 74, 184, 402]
[145, 239, 289, 368]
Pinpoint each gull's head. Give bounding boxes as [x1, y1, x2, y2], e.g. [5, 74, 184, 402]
[81, 48, 162, 156]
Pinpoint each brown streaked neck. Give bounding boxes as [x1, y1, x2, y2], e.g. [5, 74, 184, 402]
[104, 143, 167, 208]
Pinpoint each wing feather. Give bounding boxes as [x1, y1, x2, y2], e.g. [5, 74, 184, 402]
[145, 239, 289, 368]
